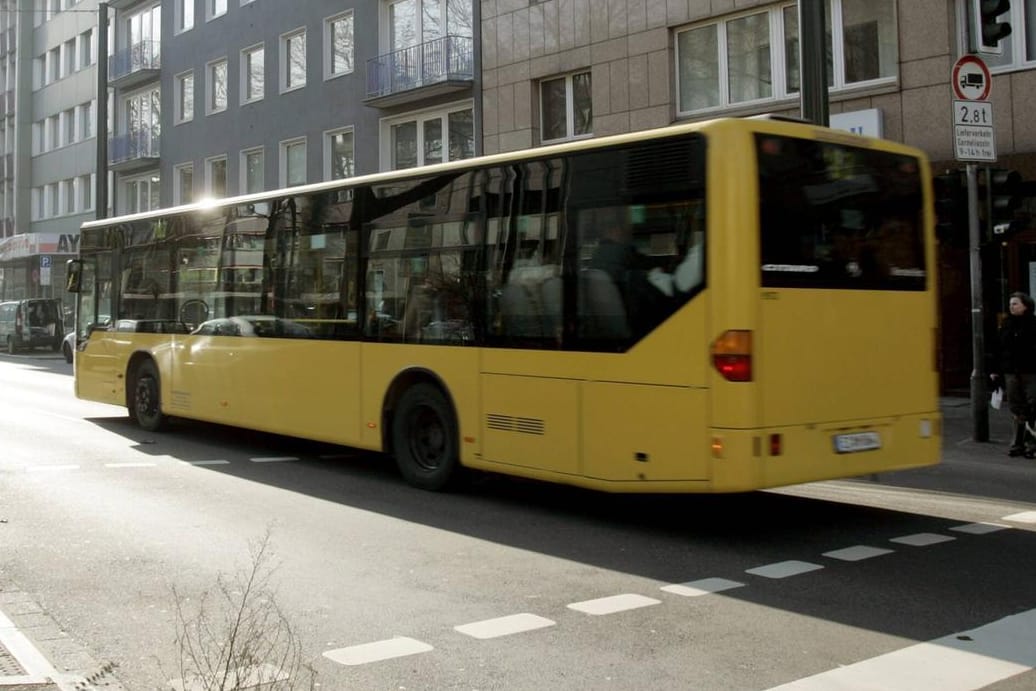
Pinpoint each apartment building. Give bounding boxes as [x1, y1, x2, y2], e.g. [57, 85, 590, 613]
[0, 0, 98, 307]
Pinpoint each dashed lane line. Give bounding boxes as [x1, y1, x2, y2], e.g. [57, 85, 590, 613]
[745, 560, 824, 579]
[822, 545, 894, 562]
[103, 462, 156, 468]
[890, 532, 956, 547]
[249, 456, 300, 463]
[182, 459, 231, 466]
[323, 637, 434, 666]
[951, 522, 1010, 534]
[454, 613, 556, 639]
[661, 577, 745, 597]
[567, 593, 661, 616]
[1002, 510, 1036, 524]
[764, 607, 1036, 691]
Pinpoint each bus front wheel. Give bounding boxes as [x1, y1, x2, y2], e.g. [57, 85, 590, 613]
[130, 360, 166, 432]
[392, 383, 458, 491]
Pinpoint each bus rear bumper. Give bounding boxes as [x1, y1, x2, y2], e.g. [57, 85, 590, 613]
[708, 411, 942, 493]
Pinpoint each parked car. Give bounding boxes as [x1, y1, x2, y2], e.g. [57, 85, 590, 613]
[62, 330, 75, 363]
[0, 299, 65, 354]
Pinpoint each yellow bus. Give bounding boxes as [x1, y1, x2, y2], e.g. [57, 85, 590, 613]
[67, 116, 940, 492]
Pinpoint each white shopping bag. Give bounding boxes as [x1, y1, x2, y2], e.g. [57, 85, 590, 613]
[991, 388, 1003, 410]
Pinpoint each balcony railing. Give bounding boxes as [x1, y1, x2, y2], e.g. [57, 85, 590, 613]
[366, 35, 473, 100]
[108, 40, 160, 84]
[109, 129, 160, 167]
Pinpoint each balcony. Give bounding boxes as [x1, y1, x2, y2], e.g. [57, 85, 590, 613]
[108, 40, 160, 88]
[109, 129, 160, 172]
[365, 35, 473, 108]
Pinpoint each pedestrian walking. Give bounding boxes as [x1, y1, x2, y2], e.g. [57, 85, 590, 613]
[991, 292, 1036, 457]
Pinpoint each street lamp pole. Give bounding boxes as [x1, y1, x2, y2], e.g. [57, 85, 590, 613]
[799, 0, 829, 126]
[95, 2, 108, 220]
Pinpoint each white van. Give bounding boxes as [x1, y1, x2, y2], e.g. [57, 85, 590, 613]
[0, 299, 64, 354]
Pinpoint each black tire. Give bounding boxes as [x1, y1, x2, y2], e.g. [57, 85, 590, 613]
[51, 337, 62, 352]
[62, 340, 73, 363]
[130, 360, 166, 432]
[392, 383, 459, 491]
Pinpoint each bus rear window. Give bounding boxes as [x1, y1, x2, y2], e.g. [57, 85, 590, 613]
[756, 134, 926, 291]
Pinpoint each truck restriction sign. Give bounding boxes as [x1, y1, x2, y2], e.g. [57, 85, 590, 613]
[952, 55, 991, 101]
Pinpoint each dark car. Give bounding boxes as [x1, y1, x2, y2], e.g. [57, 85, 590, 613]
[0, 299, 65, 354]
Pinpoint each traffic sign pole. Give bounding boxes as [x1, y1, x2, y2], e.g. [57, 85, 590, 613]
[967, 162, 989, 441]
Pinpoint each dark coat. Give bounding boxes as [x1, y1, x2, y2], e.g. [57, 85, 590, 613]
[996, 313, 1036, 375]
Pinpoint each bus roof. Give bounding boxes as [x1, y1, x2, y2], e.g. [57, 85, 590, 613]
[80, 116, 923, 231]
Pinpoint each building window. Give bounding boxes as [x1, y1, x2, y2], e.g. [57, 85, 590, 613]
[384, 103, 474, 170]
[208, 59, 227, 114]
[63, 38, 75, 77]
[176, 0, 194, 33]
[281, 29, 306, 91]
[62, 178, 74, 214]
[207, 0, 227, 21]
[80, 101, 94, 139]
[540, 71, 592, 143]
[280, 138, 306, 187]
[78, 30, 94, 68]
[124, 174, 160, 215]
[174, 163, 193, 204]
[325, 12, 353, 79]
[78, 174, 93, 211]
[675, 0, 897, 116]
[63, 108, 75, 146]
[241, 44, 264, 103]
[324, 128, 353, 180]
[206, 155, 228, 198]
[176, 71, 194, 123]
[241, 147, 264, 193]
[48, 46, 60, 84]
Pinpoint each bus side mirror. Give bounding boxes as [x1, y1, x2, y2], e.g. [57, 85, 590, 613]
[66, 259, 82, 293]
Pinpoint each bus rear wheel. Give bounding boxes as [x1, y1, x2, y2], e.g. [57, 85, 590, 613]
[392, 383, 458, 491]
[130, 360, 166, 432]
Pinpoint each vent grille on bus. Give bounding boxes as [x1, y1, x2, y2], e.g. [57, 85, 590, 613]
[624, 138, 694, 194]
[486, 414, 546, 436]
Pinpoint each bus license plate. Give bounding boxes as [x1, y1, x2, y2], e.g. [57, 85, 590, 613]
[833, 431, 881, 454]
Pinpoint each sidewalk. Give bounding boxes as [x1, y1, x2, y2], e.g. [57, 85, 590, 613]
[940, 394, 1022, 462]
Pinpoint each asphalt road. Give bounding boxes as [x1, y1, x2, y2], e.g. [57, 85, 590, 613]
[1, 353, 1036, 690]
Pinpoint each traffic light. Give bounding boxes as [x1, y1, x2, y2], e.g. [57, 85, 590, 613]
[989, 168, 1022, 235]
[934, 171, 967, 244]
[976, 0, 1012, 53]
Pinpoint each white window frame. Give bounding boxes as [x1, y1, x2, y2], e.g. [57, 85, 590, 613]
[539, 70, 593, 144]
[240, 43, 265, 104]
[205, 154, 228, 198]
[674, 0, 899, 117]
[175, 70, 194, 124]
[240, 146, 264, 194]
[378, 100, 475, 171]
[173, 162, 194, 204]
[122, 173, 160, 215]
[279, 137, 307, 188]
[324, 11, 354, 80]
[280, 28, 307, 93]
[175, 0, 194, 34]
[207, 0, 227, 22]
[323, 126, 354, 181]
[207, 58, 228, 115]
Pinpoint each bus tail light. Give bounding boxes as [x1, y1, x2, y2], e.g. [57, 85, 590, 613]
[769, 433, 782, 456]
[711, 330, 753, 382]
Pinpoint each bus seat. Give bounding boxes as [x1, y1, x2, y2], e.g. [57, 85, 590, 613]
[541, 276, 563, 340]
[500, 282, 544, 338]
[578, 269, 630, 340]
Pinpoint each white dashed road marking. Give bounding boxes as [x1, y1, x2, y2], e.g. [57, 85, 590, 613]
[822, 545, 894, 562]
[1002, 511, 1036, 524]
[951, 522, 1010, 534]
[454, 613, 556, 639]
[661, 577, 745, 597]
[250, 456, 299, 463]
[746, 560, 824, 579]
[184, 459, 231, 466]
[765, 607, 1036, 690]
[890, 533, 955, 547]
[323, 637, 433, 666]
[104, 462, 156, 468]
[567, 594, 661, 615]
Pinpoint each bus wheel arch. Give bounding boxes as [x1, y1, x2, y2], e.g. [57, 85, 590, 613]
[126, 354, 166, 432]
[384, 371, 460, 491]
